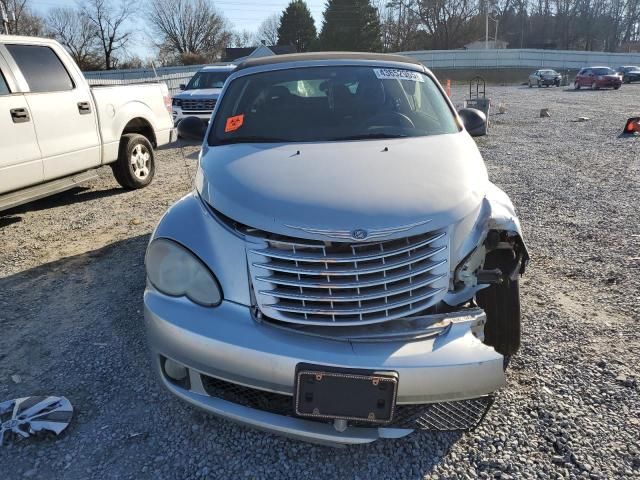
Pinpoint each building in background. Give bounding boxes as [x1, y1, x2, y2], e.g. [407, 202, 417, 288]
[223, 44, 296, 63]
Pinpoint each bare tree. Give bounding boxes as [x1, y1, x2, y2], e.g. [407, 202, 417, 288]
[410, 0, 477, 49]
[256, 13, 280, 45]
[147, 0, 233, 63]
[79, 0, 134, 70]
[232, 30, 256, 47]
[46, 7, 100, 70]
[1, 0, 44, 35]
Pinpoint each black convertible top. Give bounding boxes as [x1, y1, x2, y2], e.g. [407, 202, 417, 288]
[235, 52, 423, 71]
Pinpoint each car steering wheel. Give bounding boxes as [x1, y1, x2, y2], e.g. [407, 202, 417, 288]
[364, 112, 415, 129]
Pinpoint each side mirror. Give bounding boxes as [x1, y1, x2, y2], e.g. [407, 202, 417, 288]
[458, 108, 487, 137]
[177, 116, 207, 142]
[179, 83, 186, 90]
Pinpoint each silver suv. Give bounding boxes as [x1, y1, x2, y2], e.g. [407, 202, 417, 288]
[172, 64, 235, 125]
[145, 53, 529, 445]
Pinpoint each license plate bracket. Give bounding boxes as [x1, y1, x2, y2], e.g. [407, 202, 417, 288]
[294, 364, 398, 423]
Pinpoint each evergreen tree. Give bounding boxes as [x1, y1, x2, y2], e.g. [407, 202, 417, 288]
[277, 0, 317, 52]
[318, 0, 382, 52]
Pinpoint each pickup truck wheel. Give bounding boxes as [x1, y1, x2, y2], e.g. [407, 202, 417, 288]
[112, 134, 155, 189]
[476, 249, 521, 358]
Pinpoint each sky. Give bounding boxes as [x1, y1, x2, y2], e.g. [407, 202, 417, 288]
[29, 0, 328, 59]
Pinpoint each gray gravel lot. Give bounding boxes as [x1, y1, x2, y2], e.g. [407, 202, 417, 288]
[1, 85, 639, 479]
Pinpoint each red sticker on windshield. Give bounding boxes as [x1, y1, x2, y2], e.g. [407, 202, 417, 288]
[225, 114, 244, 132]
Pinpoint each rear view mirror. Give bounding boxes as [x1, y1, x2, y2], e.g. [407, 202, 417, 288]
[405, 80, 416, 95]
[179, 83, 186, 90]
[458, 108, 487, 137]
[177, 116, 207, 142]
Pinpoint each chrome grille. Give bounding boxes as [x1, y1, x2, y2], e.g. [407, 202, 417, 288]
[180, 99, 216, 111]
[247, 230, 449, 325]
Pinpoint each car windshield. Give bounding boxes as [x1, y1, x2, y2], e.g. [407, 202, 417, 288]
[593, 67, 614, 75]
[209, 66, 460, 145]
[626, 67, 640, 72]
[186, 71, 231, 90]
[540, 70, 557, 75]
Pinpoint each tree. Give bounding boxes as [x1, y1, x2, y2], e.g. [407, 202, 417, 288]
[318, 0, 382, 51]
[80, 0, 134, 70]
[232, 30, 255, 47]
[257, 13, 280, 45]
[1, 0, 44, 36]
[46, 7, 101, 70]
[147, 0, 233, 63]
[277, 0, 317, 51]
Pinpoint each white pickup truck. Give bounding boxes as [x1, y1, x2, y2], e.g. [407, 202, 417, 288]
[0, 36, 176, 211]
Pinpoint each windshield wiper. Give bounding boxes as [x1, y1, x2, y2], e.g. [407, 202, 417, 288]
[329, 133, 409, 141]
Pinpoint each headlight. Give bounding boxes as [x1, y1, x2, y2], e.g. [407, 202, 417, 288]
[146, 238, 222, 306]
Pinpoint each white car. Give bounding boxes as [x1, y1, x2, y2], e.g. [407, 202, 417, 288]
[172, 64, 235, 125]
[0, 36, 176, 211]
[146, 53, 529, 445]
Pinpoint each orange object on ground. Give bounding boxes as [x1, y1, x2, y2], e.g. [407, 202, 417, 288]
[225, 114, 245, 132]
[624, 117, 640, 134]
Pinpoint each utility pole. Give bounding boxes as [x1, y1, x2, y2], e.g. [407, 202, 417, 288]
[485, 13, 489, 49]
[485, 11, 498, 49]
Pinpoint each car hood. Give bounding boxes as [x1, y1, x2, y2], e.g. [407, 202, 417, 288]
[174, 88, 222, 100]
[196, 133, 489, 240]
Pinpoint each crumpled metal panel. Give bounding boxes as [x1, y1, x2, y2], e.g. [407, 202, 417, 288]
[0, 396, 73, 445]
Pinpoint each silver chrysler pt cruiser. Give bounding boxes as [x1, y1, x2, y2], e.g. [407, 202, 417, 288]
[144, 53, 529, 445]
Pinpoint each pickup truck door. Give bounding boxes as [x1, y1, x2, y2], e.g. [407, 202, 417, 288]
[2, 43, 101, 181]
[0, 52, 42, 195]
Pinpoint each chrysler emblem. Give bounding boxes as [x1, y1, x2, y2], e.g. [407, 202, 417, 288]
[351, 229, 368, 240]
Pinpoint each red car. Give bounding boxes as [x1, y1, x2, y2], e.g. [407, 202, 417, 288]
[574, 67, 622, 90]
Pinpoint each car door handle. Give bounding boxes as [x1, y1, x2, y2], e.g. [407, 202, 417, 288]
[77, 101, 92, 114]
[10, 108, 30, 123]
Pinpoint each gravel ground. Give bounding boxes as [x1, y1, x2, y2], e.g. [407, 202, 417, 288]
[1, 85, 639, 479]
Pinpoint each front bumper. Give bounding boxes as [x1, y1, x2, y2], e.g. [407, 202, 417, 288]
[173, 107, 213, 125]
[144, 291, 505, 444]
[598, 79, 622, 88]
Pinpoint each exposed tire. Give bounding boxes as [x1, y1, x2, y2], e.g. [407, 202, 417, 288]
[111, 134, 155, 189]
[528, 81, 532, 88]
[476, 249, 521, 357]
[574, 81, 580, 90]
[614, 85, 621, 90]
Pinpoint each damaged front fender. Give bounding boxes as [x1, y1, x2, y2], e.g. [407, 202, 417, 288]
[484, 182, 530, 274]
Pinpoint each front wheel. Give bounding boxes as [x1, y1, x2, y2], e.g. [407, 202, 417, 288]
[574, 81, 580, 90]
[528, 80, 532, 88]
[476, 249, 521, 357]
[614, 85, 621, 90]
[112, 133, 155, 189]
